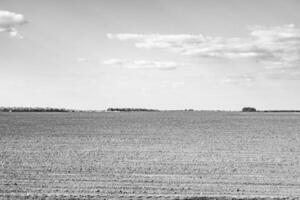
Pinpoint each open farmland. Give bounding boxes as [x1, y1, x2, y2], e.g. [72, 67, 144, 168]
[0, 111, 300, 199]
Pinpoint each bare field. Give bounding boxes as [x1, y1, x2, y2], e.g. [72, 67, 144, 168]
[0, 112, 300, 199]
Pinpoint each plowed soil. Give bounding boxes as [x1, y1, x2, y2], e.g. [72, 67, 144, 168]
[0, 112, 299, 199]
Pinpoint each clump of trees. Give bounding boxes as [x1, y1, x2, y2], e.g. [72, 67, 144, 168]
[107, 108, 159, 112]
[0, 107, 74, 112]
[242, 107, 257, 112]
[184, 109, 194, 112]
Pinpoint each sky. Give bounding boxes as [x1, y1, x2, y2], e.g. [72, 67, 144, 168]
[1, 0, 300, 110]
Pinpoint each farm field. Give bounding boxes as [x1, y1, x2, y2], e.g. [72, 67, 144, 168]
[0, 111, 300, 199]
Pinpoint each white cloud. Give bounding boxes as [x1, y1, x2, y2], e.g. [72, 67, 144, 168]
[107, 24, 300, 69]
[0, 10, 27, 38]
[103, 59, 181, 70]
[103, 59, 128, 66]
[223, 74, 255, 84]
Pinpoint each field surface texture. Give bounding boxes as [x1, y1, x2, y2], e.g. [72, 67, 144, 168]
[0, 112, 299, 199]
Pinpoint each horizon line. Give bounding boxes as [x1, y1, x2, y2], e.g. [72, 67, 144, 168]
[1, 106, 300, 113]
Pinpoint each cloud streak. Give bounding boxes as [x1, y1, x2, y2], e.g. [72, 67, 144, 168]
[0, 10, 27, 38]
[223, 74, 255, 84]
[103, 59, 181, 70]
[107, 24, 300, 69]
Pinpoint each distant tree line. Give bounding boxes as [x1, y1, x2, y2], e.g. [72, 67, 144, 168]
[242, 107, 300, 112]
[107, 108, 160, 112]
[262, 110, 300, 112]
[0, 107, 74, 112]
